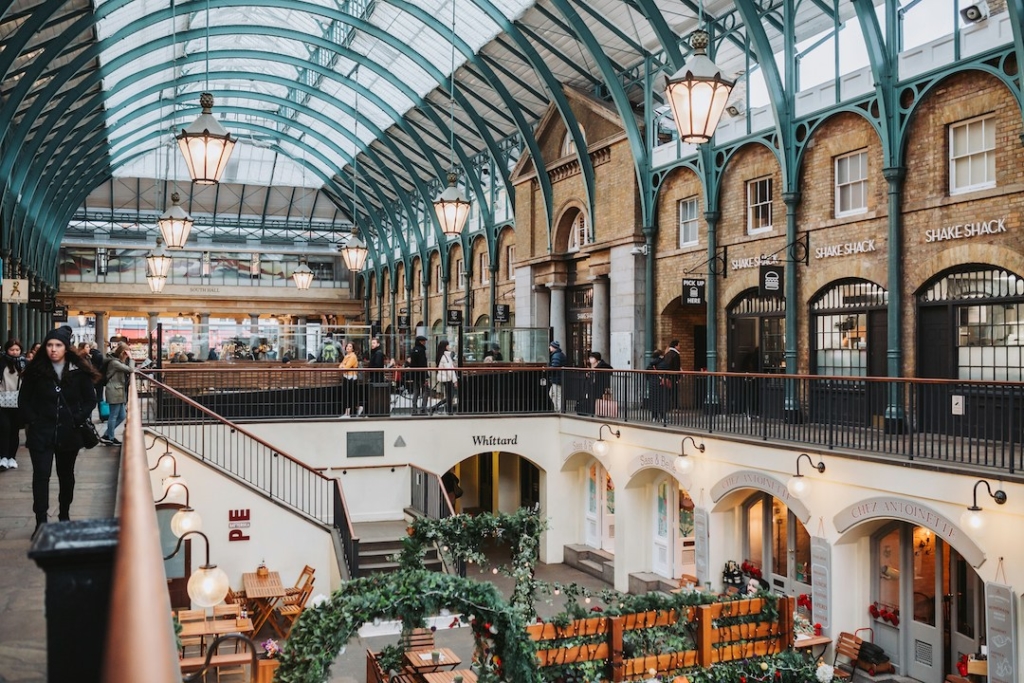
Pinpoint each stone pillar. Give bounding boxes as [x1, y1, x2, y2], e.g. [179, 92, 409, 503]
[532, 284, 551, 335]
[197, 313, 210, 360]
[548, 283, 566, 348]
[94, 311, 107, 350]
[28, 519, 119, 683]
[295, 316, 307, 361]
[249, 313, 259, 335]
[147, 312, 159, 363]
[591, 275, 609, 359]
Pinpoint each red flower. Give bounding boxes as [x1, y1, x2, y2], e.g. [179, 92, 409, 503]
[590, 606, 603, 612]
[740, 677, 747, 683]
[868, 603, 880, 619]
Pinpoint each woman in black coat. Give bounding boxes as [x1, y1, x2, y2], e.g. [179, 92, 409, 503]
[19, 326, 98, 536]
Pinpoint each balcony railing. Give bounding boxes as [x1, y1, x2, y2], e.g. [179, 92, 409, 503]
[146, 366, 1024, 476]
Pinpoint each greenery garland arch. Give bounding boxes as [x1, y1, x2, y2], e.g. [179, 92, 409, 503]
[275, 569, 536, 683]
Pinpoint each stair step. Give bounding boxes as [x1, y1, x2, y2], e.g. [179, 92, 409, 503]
[580, 559, 605, 572]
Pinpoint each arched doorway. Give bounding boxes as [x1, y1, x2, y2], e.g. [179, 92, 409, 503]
[651, 476, 696, 580]
[585, 461, 614, 553]
[917, 265, 1024, 436]
[742, 492, 812, 596]
[870, 522, 984, 683]
[156, 503, 191, 609]
[727, 289, 786, 416]
[450, 451, 542, 515]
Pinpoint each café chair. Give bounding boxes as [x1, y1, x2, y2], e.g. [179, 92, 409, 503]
[213, 603, 241, 620]
[285, 565, 315, 597]
[175, 608, 207, 658]
[400, 627, 435, 653]
[272, 581, 314, 638]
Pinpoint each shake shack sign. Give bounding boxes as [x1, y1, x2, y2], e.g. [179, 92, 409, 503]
[682, 278, 706, 306]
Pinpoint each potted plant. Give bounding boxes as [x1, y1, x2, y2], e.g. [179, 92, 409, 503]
[377, 644, 405, 676]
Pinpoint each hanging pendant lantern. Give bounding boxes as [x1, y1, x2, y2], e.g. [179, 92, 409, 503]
[157, 192, 194, 249]
[664, 30, 735, 144]
[292, 259, 314, 290]
[341, 228, 368, 272]
[147, 274, 168, 293]
[146, 237, 173, 279]
[433, 170, 471, 238]
[176, 93, 236, 184]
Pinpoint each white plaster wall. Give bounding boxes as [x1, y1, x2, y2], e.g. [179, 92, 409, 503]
[609, 244, 644, 370]
[147, 441, 338, 601]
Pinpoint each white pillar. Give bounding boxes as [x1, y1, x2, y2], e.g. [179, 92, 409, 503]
[549, 284, 566, 349]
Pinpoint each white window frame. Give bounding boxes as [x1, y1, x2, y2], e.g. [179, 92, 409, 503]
[479, 253, 489, 285]
[746, 177, 773, 235]
[561, 127, 586, 157]
[678, 197, 700, 247]
[455, 258, 465, 290]
[949, 115, 996, 195]
[567, 213, 591, 253]
[834, 150, 868, 218]
[506, 245, 516, 280]
[435, 263, 442, 293]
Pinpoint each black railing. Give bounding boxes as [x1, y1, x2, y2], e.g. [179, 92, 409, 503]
[147, 366, 1024, 475]
[410, 466, 465, 577]
[141, 372, 337, 525]
[333, 479, 360, 579]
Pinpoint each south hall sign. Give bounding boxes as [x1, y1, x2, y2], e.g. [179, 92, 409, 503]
[833, 496, 985, 567]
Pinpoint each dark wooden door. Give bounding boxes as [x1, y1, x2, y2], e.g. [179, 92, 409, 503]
[519, 458, 540, 509]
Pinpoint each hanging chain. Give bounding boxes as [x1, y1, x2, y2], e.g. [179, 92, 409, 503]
[448, 0, 457, 172]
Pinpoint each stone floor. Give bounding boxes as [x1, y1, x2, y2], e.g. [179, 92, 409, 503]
[0, 430, 122, 683]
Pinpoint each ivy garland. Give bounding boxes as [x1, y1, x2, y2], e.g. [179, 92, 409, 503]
[276, 509, 823, 683]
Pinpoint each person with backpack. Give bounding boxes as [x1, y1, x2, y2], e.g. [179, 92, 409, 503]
[318, 334, 340, 363]
[0, 339, 27, 471]
[100, 343, 133, 446]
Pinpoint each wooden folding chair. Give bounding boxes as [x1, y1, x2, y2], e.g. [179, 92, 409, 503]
[213, 603, 240, 620]
[832, 632, 863, 680]
[399, 627, 435, 653]
[285, 565, 315, 597]
[271, 582, 314, 638]
[175, 609, 207, 658]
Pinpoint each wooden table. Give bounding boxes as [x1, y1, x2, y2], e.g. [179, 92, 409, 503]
[179, 616, 254, 638]
[794, 634, 832, 659]
[404, 647, 462, 673]
[242, 571, 286, 634]
[422, 669, 477, 683]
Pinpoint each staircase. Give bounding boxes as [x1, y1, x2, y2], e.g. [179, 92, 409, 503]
[563, 544, 614, 585]
[353, 521, 444, 576]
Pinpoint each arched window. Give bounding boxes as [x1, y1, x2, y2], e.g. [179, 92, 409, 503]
[567, 212, 590, 253]
[561, 126, 586, 157]
[811, 280, 888, 377]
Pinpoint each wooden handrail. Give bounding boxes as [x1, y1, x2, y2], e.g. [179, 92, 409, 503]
[102, 379, 182, 682]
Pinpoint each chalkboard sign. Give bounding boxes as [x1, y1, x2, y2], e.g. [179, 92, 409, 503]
[693, 507, 709, 586]
[811, 537, 831, 634]
[346, 431, 384, 458]
[985, 582, 1018, 683]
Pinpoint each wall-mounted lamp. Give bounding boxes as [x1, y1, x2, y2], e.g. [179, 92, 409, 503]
[961, 479, 1007, 530]
[164, 531, 229, 607]
[151, 452, 187, 493]
[787, 453, 825, 498]
[592, 424, 621, 456]
[629, 244, 650, 257]
[676, 436, 705, 474]
[154, 481, 203, 538]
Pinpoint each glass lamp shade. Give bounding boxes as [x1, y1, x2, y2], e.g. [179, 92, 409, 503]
[675, 455, 694, 474]
[592, 439, 609, 457]
[157, 193, 194, 249]
[664, 30, 735, 144]
[147, 274, 167, 293]
[960, 507, 984, 530]
[787, 474, 810, 499]
[341, 233, 369, 272]
[170, 507, 202, 537]
[156, 455, 176, 476]
[176, 93, 236, 185]
[146, 239, 172, 278]
[162, 475, 188, 496]
[187, 564, 230, 607]
[433, 171, 471, 237]
[292, 261, 315, 290]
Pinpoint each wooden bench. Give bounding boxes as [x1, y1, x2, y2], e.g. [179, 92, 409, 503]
[179, 652, 255, 674]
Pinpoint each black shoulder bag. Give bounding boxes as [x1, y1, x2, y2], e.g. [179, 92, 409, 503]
[58, 384, 99, 449]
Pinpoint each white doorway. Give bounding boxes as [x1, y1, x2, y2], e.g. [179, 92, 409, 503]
[652, 479, 672, 577]
[585, 462, 614, 552]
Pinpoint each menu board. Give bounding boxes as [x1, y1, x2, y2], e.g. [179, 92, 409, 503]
[810, 537, 831, 634]
[693, 507, 709, 586]
[985, 582, 1018, 683]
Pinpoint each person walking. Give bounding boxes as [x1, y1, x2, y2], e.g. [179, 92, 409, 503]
[432, 340, 458, 415]
[100, 343, 133, 446]
[547, 341, 566, 412]
[578, 351, 612, 416]
[654, 339, 681, 421]
[339, 341, 362, 417]
[409, 335, 429, 414]
[0, 339, 27, 470]
[18, 325, 99, 537]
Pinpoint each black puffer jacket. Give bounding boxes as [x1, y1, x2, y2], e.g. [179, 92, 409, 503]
[19, 361, 97, 452]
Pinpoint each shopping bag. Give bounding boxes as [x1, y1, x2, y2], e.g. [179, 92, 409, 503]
[98, 400, 110, 421]
[595, 392, 618, 418]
